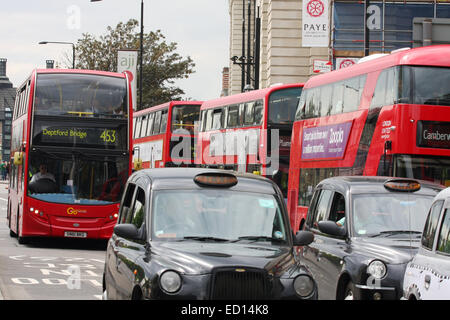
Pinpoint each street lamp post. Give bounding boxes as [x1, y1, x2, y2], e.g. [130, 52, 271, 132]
[91, 0, 145, 109]
[38, 41, 75, 68]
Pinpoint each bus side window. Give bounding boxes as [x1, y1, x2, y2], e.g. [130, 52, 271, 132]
[343, 77, 359, 113]
[205, 109, 214, 131]
[140, 115, 148, 138]
[134, 116, 142, 138]
[160, 109, 168, 134]
[212, 108, 223, 130]
[305, 88, 318, 118]
[331, 81, 344, 114]
[153, 111, 162, 135]
[320, 84, 333, 117]
[227, 105, 239, 128]
[146, 113, 155, 136]
[244, 101, 255, 125]
[371, 69, 388, 108]
[254, 100, 263, 125]
[238, 103, 245, 126]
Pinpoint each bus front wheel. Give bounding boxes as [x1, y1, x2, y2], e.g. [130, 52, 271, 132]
[16, 209, 29, 245]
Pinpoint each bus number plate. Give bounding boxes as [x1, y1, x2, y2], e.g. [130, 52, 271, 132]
[64, 231, 87, 238]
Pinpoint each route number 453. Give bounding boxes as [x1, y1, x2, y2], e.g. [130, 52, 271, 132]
[100, 129, 116, 143]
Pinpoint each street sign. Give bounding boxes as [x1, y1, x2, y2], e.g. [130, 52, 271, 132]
[302, 0, 329, 47]
[335, 58, 360, 70]
[313, 59, 332, 73]
[117, 49, 138, 111]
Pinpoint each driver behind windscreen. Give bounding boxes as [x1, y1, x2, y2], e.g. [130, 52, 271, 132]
[30, 163, 56, 183]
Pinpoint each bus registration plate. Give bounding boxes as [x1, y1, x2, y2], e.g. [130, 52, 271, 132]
[64, 231, 87, 238]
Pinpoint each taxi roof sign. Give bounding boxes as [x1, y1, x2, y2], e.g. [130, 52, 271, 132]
[194, 173, 238, 188]
[384, 179, 421, 192]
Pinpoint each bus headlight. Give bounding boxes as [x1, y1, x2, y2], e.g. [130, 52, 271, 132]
[160, 270, 182, 293]
[293, 275, 315, 297]
[367, 260, 387, 279]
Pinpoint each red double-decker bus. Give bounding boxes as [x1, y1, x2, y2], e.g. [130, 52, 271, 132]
[7, 69, 134, 243]
[195, 83, 303, 197]
[132, 101, 202, 169]
[288, 45, 450, 232]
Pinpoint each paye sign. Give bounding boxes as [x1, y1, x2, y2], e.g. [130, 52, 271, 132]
[302, 0, 329, 47]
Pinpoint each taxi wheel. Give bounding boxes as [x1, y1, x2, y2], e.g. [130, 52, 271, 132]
[344, 282, 360, 300]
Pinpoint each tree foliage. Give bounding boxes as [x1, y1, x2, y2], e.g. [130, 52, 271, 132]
[74, 19, 195, 109]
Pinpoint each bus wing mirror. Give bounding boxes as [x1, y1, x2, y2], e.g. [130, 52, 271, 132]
[134, 159, 142, 171]
[14, 152, 23, 165]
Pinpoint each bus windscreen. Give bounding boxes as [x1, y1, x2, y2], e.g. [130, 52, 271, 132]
[268, 87, 302, 125]
[34, 73, 128, 117]
[171, 105, 200, 134]
[27, 150, 129, 205]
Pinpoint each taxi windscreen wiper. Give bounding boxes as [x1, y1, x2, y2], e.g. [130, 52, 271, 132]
[234, 236, 285, 243]
[370, 230, 422, 238]
[182, 236, 230, 242]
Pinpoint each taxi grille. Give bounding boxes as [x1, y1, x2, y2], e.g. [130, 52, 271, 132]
[210, 268, 271, 300]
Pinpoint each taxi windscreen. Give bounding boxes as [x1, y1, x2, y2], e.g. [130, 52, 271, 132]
[151, 190, 288, 242]
[350, 193, 434, 237]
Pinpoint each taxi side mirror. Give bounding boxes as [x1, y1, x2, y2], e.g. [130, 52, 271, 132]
[294, 230, 314, 246]
[14, 152, 23, 165]
[318, 221, 346, 238]
[114, 224, 140, 240]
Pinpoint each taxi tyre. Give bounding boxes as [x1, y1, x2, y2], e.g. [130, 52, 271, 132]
[344, 282, 362, 300]
[131, 286, 143, 300]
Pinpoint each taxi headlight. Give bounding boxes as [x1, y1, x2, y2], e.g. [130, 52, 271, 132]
[367, 260, 387, 279]
[160, 270, 182, 293]
[293, 275, 315, 297]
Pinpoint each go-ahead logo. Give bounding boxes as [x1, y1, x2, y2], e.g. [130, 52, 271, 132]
[67, 207, 78, 215]
[307, 0, 325, 17]
[67, 207, 87, 215]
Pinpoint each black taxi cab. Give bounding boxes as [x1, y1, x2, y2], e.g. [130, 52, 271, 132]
[102, 168, 317, 300]
[301, 176, 442, 300]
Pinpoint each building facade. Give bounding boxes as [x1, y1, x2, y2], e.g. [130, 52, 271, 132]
[228, 0, 450, 95]
[0, 59, 15, 162]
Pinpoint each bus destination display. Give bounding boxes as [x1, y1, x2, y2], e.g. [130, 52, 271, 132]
[33, 124, 126, 149]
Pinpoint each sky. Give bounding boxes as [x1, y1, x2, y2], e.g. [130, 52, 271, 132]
[0, 0, 230, 101]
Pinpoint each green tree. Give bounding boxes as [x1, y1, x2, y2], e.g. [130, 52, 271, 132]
[74, 19, 195, 109]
